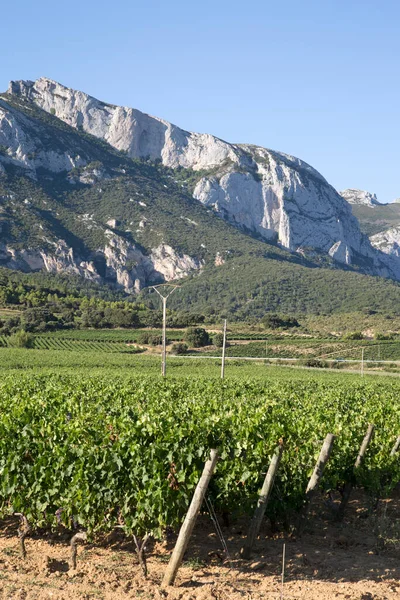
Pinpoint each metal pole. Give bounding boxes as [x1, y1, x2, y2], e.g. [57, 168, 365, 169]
[162, 297, 167, 377]
[221, 319, 227, 379]
[151, 285, 179, 378]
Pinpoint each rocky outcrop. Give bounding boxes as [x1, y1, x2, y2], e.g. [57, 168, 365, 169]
[0, 98, 87, 177]
[4, 77, 400, 285]
[370, 227, 400, 258]
[340, 189, 382, 207]
[6, 77, 386, 274]
[193, 147, 375, 265]
[0, 235, 202, 293]
[8, 78, 244, 171]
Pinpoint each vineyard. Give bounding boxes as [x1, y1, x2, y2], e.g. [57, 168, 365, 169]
[1, 373, 400, 541]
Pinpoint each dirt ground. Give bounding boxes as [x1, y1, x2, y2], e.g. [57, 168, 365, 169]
[1, 493, 399, 600]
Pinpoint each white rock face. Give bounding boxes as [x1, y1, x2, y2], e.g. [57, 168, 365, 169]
[0, 97, 87, 176]
[193, 148, 377, 264]
[340, 189, 382, 207]
[8, 78, 243, 171]
[7, 77, 379, 271]
[0, 234, 201, 293]
[150, 244, 202, 280]
[5, 77, 400, 282]
[370, 227, 400, 257]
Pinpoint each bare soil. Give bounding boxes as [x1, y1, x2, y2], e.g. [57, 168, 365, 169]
[1, 493, 399, 599]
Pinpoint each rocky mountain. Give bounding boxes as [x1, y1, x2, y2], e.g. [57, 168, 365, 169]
[370, 227, 400, 258]
[7, 78, 388, 270]
[340, 189, 382, 207]
[1, 77, 400, 312]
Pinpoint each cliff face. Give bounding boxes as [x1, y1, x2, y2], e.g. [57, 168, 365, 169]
[1, 77, 400, 290]
[6, 77, 380, 271]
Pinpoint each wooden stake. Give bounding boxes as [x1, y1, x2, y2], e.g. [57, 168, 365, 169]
[390, 435, 400, 456]
[361, 348, 364, 377]
[221, 320, 227, 379]
[336, 424, 374, 521]
[162, 449, 219, 588]
[298, 433, 335, 533]
[280, 543, 286, 600]
[241, 442, 284, 559]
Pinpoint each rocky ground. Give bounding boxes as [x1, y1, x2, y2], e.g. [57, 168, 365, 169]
[0, 493, 399, 599]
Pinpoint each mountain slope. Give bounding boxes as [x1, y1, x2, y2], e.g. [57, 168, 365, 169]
[1, 78, 400, 317]
[0, 88, 317, 295]
[7, 77, 391, 275]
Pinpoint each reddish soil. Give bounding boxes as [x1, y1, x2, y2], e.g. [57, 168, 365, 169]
[0, 493, 399, 599]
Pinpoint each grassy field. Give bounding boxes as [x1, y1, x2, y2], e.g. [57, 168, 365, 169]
[0, 345, 398, 382]
[1, 326, 400, 376]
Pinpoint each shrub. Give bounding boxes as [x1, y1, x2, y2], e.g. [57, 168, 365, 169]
[149, 334, 163, 346]
[137, 332, 165, 345]
[185, 327, 210, 348]
[262, 314, 300, 329]
[10, 330, 34, 348]
[343, 331, 364, 341]
[299, 358, 328, 369]
[213, 333, 230, 348]
[213, 333, 224, 348]
[137, 332, 150, 344]
[374, 332, 394, 340]
[171, 342, 188, 355]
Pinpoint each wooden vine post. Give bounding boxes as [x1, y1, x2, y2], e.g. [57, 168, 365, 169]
[298, 433, 335, 533]
[336, 423, 374, 521]
[162, 449, 219, 588]
[390, 435, 400, 456]
[241, 441, 284, 559]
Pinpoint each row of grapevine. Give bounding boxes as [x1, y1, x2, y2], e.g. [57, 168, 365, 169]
[0, 374, 399, 538]
[32, 336, 142, 354]
[42, 329, 184, 342]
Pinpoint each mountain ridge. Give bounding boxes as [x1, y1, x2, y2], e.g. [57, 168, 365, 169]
[1, 77, 400, 316]
[6, 77, 384, 272]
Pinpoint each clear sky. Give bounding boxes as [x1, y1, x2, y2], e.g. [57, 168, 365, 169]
[2, 0, 399, 202]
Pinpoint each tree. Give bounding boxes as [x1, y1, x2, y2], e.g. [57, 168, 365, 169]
[171, 342, 188, 355]
[185, 327, 210, 348]
[213, 333, 228, 348]
[10, 330, 34, 348]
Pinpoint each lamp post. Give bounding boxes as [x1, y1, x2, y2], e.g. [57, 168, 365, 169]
[151, 284, 179, 377]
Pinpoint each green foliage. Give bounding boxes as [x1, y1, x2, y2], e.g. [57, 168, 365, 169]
[171, 342, 188, 355]
[185, 327, 210, 347]
[213, 333, 225, 348]
[9, 330, 33, 348]
[343, 331, 364, 340]
[262, 314, 300, 329]
[374, 332, 394, 340]
[0, 374, 400, 537]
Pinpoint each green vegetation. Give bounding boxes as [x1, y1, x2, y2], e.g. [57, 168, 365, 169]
[352, 203, 400, 236]
[0, 372, 400, 537]
[2, 94, 400, 321]
[171, 342, 188, 355]
[184, 327, 210, 347]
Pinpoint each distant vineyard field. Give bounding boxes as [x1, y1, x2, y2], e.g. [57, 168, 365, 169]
[39, 329, 185, 342]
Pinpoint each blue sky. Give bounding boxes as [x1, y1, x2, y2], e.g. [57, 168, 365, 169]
[2, 0, 399, 202]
